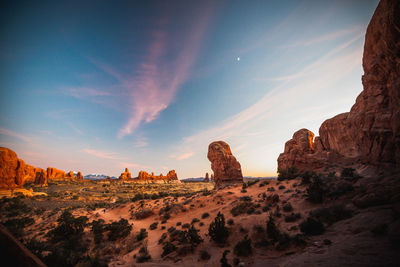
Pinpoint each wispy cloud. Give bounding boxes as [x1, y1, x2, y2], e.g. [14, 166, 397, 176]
[133, 137, 148, 148]
[119, 162, 150, 171]
[281, 25, 362, 48]
[83, 148, 119, 159]
[171, 152, 195, 161]
[0, 128, 32, 143]
[117, 10, 212, 138]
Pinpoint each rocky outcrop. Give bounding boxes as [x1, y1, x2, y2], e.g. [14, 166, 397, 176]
[34, 169, 47, 186]
[278, 0, 400, 175]
[136, 170, 179, 183]
[66, 171, 74, 179]
[76, 171, 83, 181]
[46, 167, 65, 180]
[118, 168, 132, 180]
[204, 172, 209, 182]
[207, 141, 243, 187]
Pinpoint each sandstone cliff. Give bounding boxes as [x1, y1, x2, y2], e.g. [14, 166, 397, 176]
[0, 147, 84, 188]
[278, 0, 400, 175]
[207, 141, 243, 187]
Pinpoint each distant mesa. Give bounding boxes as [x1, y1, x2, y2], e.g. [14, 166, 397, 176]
[0, 147, 84, 189]
[278, 0, 400, 176]
[135, 169, 179, 183]
[207, 141, 243, 188]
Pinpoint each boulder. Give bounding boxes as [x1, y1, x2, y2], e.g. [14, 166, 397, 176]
[278, 0, 400, 175]
[207, 141, 243, 187]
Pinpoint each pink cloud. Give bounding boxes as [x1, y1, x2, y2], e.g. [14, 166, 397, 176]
[83, 148, 119, 159]
[117, 10, 212, 138]
[0, 128, 31, 143]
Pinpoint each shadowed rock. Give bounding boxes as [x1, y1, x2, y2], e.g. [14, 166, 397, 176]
[278, 0, 400, 176]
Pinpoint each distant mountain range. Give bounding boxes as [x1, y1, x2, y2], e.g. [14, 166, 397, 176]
[180, 176, 276, 182]
[84, 174, 117, 180]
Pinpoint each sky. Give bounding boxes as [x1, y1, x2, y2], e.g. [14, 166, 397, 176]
[0, 0, 379, 178]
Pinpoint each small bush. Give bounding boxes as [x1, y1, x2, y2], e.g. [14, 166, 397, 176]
[2, 217, 34, 237]
[231, 202, 253, 217]
[136, 245, 151, 263]
[136, 228, 148, 241]
[182, 223, 191, 229]
[227, 218, 234, 225]
[234, 235, 252, 257]
[149, 222, 158, 230]
[199, 250, 211, 260]
[309, 204, 352, 225]
[341, 168, 359, 178]
[191, 218, 200, 224]
[208, 212, 229, 244]
[306, 176, 325, 203]
[134, 208, 153, 219]
[201, 212, 210, 219]
[220, 250, 231, 267]
[278, 166, 299, 181]
[106, 218, 132, 241]
[300, 217, 325, 235]
[266, 215, 280, 242]
[282, 202, 293, 212]
[285, 213, 301, 222]
[161, 242, 177, 257]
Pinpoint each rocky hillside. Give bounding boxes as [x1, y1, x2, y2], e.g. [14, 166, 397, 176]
[278, 0, 400, 176]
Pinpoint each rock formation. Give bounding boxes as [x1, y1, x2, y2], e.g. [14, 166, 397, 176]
[118, 168, 132, 180]
[207, 141, 243, 187]
[0, 147, 84, 188]
[34, 169, 47, 186]
[137, 170, 179, 182]
[278, 0, 400, 176]
[76, 172, 83, 180]
[204, 172, 209, 182]
[46, 167, 65, 180]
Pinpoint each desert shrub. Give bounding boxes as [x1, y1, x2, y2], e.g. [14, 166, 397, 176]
[106, 218, 132, 241]
[136, 228, 148, 241]
[234, 235, 252, 257]
[278, 185, 286, 190]
[1, 197, 32, 217]
[282, 202, 293, 212]
[136, 245, 151, 263]
[267, 194, 279, 203]
[149, 222, 158, 230]
[266, 215, 280, 242]
[341, 168, 359, 179]
[2, 217, 34, 237]
[161, 242, 177, 257]
[209, 212, 229, 244]
[242, 183, 248, 190]
[267, 187, 275, 192]
[182, 223, 191, 229]
[202, 212, 210, 219]
[191, 218, 200, 224]
[176, 221, 182, 226]
[300, 217, 325, 235]
[239, 196, 252, 201]
[227, 218, 234, 225]
[47, 211, 88, 243]
[199, 250, 211, 260]
[247, 179, 260, 187]
[306, 176, 325, 203]
[91, 219, 106, 244]
[309, 204, 352, 225]
[220, 250, 231, 267]
[158, 233, 167, 244]
[278, 166, 299, 181]
[230, 202, 254, 217]
[284, 213, 301, 222]
[134, 208, 153, 219]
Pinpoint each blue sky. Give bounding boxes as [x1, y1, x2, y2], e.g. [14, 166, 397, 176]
[0, 0, 379, 178]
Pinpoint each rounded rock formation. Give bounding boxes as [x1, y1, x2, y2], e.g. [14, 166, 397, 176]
[119, 168, 132, 180]
[207, 141, 243, 187]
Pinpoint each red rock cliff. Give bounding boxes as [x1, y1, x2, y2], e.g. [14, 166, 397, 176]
[278, 0, 400, 175]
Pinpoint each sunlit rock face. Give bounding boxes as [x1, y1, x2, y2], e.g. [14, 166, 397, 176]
[137, 170, 179, 183]
[278, 0, 400, 175]
[46, 167, 65, 180]
[207, 141, 243, 188]
[119, 168, 132, 180]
